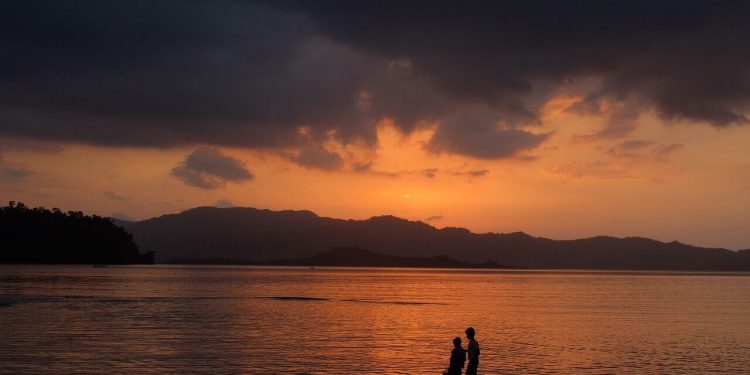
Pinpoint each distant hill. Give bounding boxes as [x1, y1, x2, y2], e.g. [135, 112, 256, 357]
[118, 206, 750, 270]
[1, 202, 153, 264]
[166, 246, 513, 269]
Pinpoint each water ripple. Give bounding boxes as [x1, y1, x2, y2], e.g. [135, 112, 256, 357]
[1, 265, 748, 374]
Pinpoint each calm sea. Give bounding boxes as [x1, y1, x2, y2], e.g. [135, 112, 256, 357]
[1, 265, 749, 374]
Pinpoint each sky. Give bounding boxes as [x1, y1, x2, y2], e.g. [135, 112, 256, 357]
[1, 1, 749, 250]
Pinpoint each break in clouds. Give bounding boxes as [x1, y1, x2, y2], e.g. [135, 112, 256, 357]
[1, 1, 750, 165]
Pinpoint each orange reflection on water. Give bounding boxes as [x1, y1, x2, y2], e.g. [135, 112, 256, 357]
[2, 266, 749, 374]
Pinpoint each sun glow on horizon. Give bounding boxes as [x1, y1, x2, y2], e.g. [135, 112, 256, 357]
[2, 103, 749, 250]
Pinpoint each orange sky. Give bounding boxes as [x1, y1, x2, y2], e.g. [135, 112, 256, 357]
[2, 96, 748, 250]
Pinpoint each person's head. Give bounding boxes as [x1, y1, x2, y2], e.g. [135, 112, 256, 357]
[453, 337, 461, 347]
[465, 327, 476, 339]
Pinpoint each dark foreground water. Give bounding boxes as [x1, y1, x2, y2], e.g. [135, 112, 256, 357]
[1, 265, 749, 374]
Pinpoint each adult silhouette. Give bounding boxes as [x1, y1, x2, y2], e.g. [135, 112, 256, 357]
[465, 327, 480, 375]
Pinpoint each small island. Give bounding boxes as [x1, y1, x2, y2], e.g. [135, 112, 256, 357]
[0, 202, 153, 264]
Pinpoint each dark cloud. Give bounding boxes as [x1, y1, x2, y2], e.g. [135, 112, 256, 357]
[0, 1, 372, 148]
[1, 1, 749, 161]
[616, 140, 654, 150]
[291, 147, 344, 170]
[286, 1, 750, 128]
[422, 168, 438, 178]
[0, 154, 33, 182]
[426, 110, 551, 159]
[446, 168, 491, 178]
[425, 215, 444, 222]
[653, 144, 685, 162]
[0, 137, 63, 154]
[171, 147, 253, 189]
[465, 170, 490, 178]
[1, 166, 33, 181]
[352, 161, 374, 172]
[171, 167, 219, 189]
[608, 140, 655, 158]
[574, 103, 642, 140]
[608, 140, 684, 162]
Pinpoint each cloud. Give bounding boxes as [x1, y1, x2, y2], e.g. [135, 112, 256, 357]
[213, 199, 235, 208]
[291, 147, 344, 170]
[465, 169, 490, 177]
[543, 161, 630, 179]
[171, 147, 253, 189]
[608, 140, 684, 162]
[445, 168, 491, 178]
[0, 154, 33, 182]
[1, 166, 33, 181]
[607, 140, 654, 158]
[287, 1, 750, 128]
[352, 161, 374, 172]
[573, 101, 643, 140]
[546, 140, 685, 180]
[614, 140, 654, 150]
[425, 215, 444, 222]
[422, 168, 438, 178]
[429, 125, 550, 159]
[369, 165, 491, 179]
[426, 109, 551, 159]
[652, 143, 685, 162]
[0, 137, 63, 153]
[1, 1, 749, 161]
[171, 167, 220, 189]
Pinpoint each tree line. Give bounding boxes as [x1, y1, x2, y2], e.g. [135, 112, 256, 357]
[1, 201, 153, 264]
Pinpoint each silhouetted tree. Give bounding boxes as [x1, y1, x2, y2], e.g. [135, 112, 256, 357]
[0, 201, 153, 264]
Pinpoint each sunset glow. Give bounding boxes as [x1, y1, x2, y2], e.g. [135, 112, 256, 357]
[2, 106, 748, 249]
[3, 3, 750, 375]
[1, 1, 749, 251]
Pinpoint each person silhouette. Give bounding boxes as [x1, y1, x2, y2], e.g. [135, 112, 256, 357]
[465, 327, 480, 375]
[443, 336, 465, 375]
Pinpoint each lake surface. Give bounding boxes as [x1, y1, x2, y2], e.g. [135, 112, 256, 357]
[1, 265, 749, 374]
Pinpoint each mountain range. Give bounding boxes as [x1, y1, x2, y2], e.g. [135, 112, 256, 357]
[117, 206, 750, 270]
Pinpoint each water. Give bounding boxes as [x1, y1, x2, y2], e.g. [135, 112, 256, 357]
[1, 265, 749, 374]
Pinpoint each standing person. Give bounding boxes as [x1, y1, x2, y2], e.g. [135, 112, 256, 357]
[444, 337, 465, 375]
[465, 327, 480, 375]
